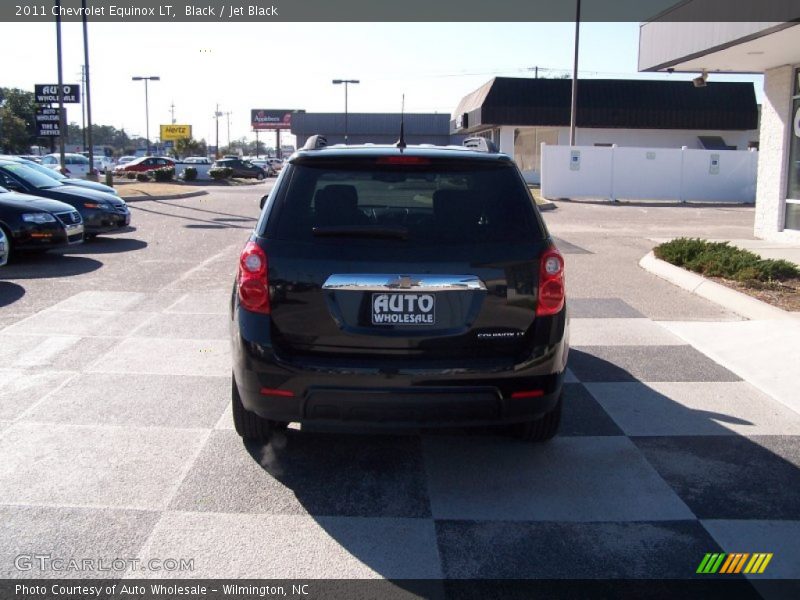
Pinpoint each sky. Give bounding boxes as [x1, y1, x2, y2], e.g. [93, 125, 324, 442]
[0, 22, 763, 148]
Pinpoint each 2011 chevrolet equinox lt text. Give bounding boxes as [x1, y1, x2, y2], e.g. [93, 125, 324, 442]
[230, 137, 569, 443]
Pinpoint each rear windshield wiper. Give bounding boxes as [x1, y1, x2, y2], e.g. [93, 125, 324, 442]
[312, 225, 409, 240]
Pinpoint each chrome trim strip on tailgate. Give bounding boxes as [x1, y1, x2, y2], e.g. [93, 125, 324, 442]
[322, 274, 486, 292]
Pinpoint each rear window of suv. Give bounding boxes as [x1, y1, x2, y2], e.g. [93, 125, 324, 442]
[268, 157, 544, 244]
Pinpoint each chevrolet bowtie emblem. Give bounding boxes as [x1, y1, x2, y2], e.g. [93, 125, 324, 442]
[388, 276, 419, 289]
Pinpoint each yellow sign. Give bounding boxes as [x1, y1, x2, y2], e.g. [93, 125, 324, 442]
[160, 124, 192, 141]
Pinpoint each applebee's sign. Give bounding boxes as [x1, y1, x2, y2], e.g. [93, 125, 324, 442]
[251, 109, 294, 130]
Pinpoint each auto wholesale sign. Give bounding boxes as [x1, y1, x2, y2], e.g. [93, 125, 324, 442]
[160, 124, 192, 141]
[35, 107, 64, 136]
[251, 109, 294, 130]
[34, 84, 80, 104]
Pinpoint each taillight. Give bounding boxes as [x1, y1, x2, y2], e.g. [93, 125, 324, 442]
[237, 241, 270, 314]
[536, 246, 565, 317]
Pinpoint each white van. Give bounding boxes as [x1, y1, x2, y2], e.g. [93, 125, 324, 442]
[40, 153, 93, 178]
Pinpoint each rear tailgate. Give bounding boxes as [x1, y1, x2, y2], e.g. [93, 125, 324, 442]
[259, 153, 554, 364]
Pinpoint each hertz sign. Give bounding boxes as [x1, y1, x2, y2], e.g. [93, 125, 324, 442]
[160, 124, 192, 141]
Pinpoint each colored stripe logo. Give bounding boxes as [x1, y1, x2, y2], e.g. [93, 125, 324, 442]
[697, 553, 773, 574]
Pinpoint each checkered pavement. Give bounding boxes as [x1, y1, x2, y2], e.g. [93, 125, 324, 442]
[1, 290, 799, 582]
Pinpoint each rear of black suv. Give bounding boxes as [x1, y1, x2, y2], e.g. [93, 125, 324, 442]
[230, 145, 569, 442]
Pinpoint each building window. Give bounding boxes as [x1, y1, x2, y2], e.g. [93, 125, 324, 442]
[513, 128, 559, 173]
[785, 67, 800, 229]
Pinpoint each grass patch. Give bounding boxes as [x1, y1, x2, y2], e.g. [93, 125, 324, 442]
[654, 238, 800, 288]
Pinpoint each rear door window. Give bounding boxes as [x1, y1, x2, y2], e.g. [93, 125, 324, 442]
[269, 158, 544, 245]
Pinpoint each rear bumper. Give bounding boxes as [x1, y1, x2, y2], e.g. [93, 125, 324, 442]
[232, 312, 568, 428]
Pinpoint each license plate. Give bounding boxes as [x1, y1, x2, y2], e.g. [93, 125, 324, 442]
[372, 293, 435, 325]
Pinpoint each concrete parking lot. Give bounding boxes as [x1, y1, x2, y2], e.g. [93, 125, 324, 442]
[1, 190, 798, 589]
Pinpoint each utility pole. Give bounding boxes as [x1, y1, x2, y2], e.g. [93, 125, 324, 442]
[55, 0, 66, 171]
[80, 65, 87, 151]
[170, 101, 176, 124]
[214, 104, 221, 158]
[569, 0, 581, 146]
[82, 0, 94, 176]
[224, 111, 231, 147]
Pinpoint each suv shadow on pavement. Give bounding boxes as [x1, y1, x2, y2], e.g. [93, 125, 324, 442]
[235, 349, 800, 598]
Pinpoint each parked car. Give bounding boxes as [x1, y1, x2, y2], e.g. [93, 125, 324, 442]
[183, 156, 211, 164]
[230, 139, 568, 443]
[0, 185, 83, 259]
[0, 156, 120, 196]
[92, 155, 115, 173]
[116, 156, 137, 167]
[212, 158, 267, 180]
[0, 160, 130, 237]
[39, 153, 95, 178]
[113, 156, 175, 175]
[17, 155, 42, 163]
[249, 159, 277, 176]
[0, 227, 7, 266]
[264, 157, 284, 172]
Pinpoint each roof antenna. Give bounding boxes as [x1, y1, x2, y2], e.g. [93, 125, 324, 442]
[396, 94, 407, 150]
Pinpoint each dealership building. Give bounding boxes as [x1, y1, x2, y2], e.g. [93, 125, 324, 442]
[450, 77, 759, 184]
[639, 18, 800, 242]
[290, 113, 456, 148]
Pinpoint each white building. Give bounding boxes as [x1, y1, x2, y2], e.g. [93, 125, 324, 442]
[639, 18, 800, 242]
[451, 77, 759, 184]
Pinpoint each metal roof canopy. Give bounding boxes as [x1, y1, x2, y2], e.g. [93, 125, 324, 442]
[451, 77, 758, 133]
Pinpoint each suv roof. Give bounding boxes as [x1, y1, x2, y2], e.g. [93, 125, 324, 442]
[290, 144, 512, 164]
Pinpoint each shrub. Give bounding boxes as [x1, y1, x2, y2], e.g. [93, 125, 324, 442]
[126, 171, 137, 180]
[183, 167, 198, 182]
[209, 167, 232, 180]
[654, 238, 800, 287]
[136, 172, 150, 182]
[153, 167, 175, 182]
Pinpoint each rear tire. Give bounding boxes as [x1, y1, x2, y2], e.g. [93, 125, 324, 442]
[232, 376, 273, 441]
[505, 393, 562, 442]
[256, 172, 265, 181]
[231, 376, 289, 442]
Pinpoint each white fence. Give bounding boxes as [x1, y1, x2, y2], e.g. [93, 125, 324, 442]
[540, 144, 758, 203]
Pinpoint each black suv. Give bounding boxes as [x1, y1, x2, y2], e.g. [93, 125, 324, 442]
[230, 139, 569, 442]
[213, 158, 268, 180]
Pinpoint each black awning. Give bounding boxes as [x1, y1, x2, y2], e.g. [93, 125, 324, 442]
[453, 77, 758, 132]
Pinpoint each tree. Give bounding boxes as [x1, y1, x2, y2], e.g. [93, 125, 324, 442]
[0, 87, 38, 153]
[174, 137, 207, 158]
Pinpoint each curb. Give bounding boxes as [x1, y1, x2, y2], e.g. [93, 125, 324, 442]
[639, 251, 799, 321]
[121, 190, 209, 202]
[536, 200, 557, 211]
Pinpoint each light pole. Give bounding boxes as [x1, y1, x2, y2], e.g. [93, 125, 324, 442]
[131, 76, 160, 155]
[569, 0, 581, 146]
[332, 79, 359, 144]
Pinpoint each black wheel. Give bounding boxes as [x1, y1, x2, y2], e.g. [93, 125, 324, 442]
[505, 393, 562, 442]
[256, 172, 265, 181]
[231, 376, 291, 440]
